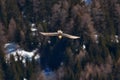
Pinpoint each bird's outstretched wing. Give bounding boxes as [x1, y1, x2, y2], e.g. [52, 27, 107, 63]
[40, 32, 58, 36]
[62, 33, 80, 39]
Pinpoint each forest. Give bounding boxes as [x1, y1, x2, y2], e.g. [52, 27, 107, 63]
[0, 0, 120, 80]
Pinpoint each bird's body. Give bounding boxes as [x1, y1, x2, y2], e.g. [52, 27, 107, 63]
[40, 30, 80, 39]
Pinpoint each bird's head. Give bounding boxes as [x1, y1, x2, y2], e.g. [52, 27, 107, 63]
[57, 30, 63, 39]
[57, 30, 63, 34]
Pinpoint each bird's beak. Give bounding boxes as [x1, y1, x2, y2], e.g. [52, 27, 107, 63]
[58, 35, 62, 39]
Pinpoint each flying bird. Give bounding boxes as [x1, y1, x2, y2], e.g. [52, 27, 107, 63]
[40, 30, 80, 39]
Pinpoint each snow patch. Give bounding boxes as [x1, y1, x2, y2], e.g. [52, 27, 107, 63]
[4, 43, 40, 62]
[31, 27, 37, 32]
[48, 40, 51, 44]
[111, 35, 119, 43]
[23, 78, 27, 80]
[82, 44, 86, 50]
[41, 67, 57, 80]
[31, 23, 35, 27]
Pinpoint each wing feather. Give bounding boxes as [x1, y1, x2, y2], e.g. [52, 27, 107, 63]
[62, 33, 80, 39]
[40, 32, 58, 36]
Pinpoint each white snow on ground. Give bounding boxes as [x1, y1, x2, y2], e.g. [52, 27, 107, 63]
[41, 68, 57, 80]
[5, 49, 40, 62]
[81, 0, 92, 5]
[48, 40, 51, 44]
[31, 26, 37, 36]
[4, 43, 17, 48]
[34, 54, 40, 60]
[22, 59, 26, 64]
[94, 34, 99, 43]
[31, 23, 35, 27]
[42, 20, 46, 23]
[31, 27, 37, 32]
[111, 35, 119, 43]
[4, 43, 40, 63]
[82, 44, 86, 50]
[30, 23, 37, 35]
[23, 78, 27, 80]
[115, 35, 119, 43]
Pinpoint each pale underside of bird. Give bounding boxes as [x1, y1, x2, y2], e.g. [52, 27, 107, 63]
[40, 30, 80, 39]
